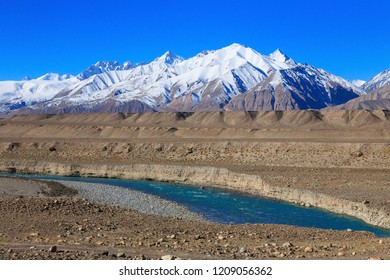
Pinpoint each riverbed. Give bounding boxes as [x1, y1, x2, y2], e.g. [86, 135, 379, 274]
[6, 174, 390, 238]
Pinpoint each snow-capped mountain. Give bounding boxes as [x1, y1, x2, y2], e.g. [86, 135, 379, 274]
[0, 44, 368, 115]
[226, 64, 363, 111]
[0, 73, 77, 112]
[362, 69, 390, 93]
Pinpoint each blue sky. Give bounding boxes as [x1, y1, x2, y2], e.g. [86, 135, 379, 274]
[0, 0, 389, 81]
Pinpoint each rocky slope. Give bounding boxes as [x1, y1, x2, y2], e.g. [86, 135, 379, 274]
[331, 85, 390, 110]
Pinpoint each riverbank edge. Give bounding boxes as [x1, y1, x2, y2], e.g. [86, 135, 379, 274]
[1, 160, 389, 229]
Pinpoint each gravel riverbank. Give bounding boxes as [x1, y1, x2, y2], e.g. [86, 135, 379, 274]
[53, 180, 204, 221]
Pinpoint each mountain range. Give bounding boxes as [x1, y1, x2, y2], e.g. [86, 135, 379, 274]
[0, 43, 389, 116]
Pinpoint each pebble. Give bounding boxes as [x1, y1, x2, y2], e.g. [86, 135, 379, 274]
[282, 242, 293, 248]
[49, 245, 58, 253]
[217, 235, 225, 240]
[161, 255, 174, 260]
[54, 180, 204, 221]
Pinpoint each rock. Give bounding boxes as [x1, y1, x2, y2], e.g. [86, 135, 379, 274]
[30, 232, 39, 237]
[363, 200, 370, 205]
[101, 251, 109, 256]
[346, 229, 353, 232]
[169, 234, 176, 239]
[194, 234, 204, 240]
[378, 239, 383, 244]
[355, 151, 363, 157]
[161, 255, 174, 260]
[217, 235, 225, 240]
[49, 245, 57, 253]
[282, 242, 293, 248]
[239, 247, 246, 253]
[337, 252, 345, 257]
[368, 257, 382, 260]
[304, 247, 313, 253]
[117, 252, 126, 258]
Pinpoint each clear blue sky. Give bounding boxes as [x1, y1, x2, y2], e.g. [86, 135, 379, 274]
[0, 0, 389, 81]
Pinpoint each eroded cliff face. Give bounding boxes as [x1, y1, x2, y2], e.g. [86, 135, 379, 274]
[1, 161, 389, 229]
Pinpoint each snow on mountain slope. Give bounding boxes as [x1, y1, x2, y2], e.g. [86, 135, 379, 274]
[37, 73, 74, 81]
[362, 69, 390, 93]
[351, 80, 366, 88]
[38, 44, 296, 112]
[0, 74, 77, 112]
[77, 61, 134, 80]
[41, 51, 185, 112]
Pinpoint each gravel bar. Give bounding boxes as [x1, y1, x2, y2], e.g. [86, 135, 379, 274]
[53, 180, 204, 221]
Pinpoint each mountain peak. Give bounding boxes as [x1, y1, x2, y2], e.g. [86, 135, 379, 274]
[155, 51, 183, 65]
[77, 60, 134, 80]
[222, 43, 252, 53]
[269, 49, 295, 64]
[363, 68, 390, 92]
[94, 61, 120, 68]
[226, 43, 248, 49]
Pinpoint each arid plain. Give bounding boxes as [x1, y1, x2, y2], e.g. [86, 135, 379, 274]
[0, 110, 389, 259]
